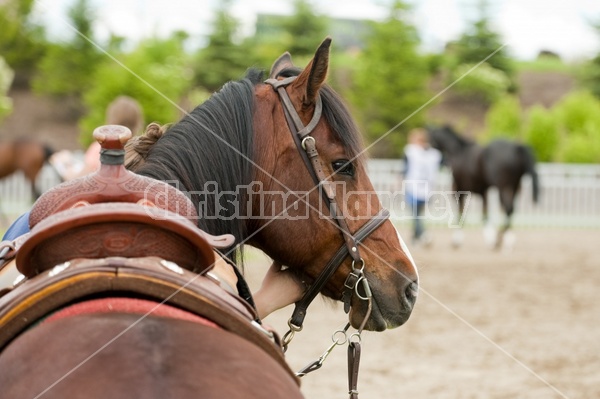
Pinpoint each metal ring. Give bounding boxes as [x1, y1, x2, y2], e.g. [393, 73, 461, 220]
[282, 329, 295, 352]
[355, 276, 372, 301]
[351, 258, 365, 272]
[332, 329, 348, 345]
[287, 319, 303, 333]
[349, 332, 362, 344]
[301, 136, 315, 150]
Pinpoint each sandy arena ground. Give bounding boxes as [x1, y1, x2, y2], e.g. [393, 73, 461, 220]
[244, 227, 600, 399]
[0, 225, 596, 398]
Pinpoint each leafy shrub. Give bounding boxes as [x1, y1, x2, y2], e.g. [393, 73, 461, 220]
[561, 127, 600, 163]
[482, 94, 522, 141]
[451, 62, 511, 104]
[554, 91, 600, 163]
[0, 56, 14, 120]
[79, 35, 193, 146]
[524, 105, 559, 162]
[554, 91, 600, 133]
[32, 0, 101, 98]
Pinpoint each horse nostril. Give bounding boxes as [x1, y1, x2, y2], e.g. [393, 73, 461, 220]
[404, 281, 419, 308]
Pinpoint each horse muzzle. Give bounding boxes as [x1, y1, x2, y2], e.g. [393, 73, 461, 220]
[349, 276, 418, 331]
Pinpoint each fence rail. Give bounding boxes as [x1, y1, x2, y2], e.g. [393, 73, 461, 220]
[1, 161, 600, 229]
[368, 160, 600, 229]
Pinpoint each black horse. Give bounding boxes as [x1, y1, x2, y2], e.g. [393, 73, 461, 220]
[426, 125, 539, 249]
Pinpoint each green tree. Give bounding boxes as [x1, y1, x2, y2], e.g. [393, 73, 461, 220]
[32, 0, 103, 98]
[350, 1, 430, 157]
[451, 1, 515, 90]
[0, 0, 47, 85]
[583, 53, 600, 99]
[553, 91, 600, 163]
[482, 94, 522, 141]
[451, 62, 511, 105]
[79, 34, 192, 146]
[279, 0, 329, 58]
[581, 19, 600, 100]
[248, 0, 329, 72]
[193, 1, 253, 92]
[524, 105, 559, 162]
[0, 56, 14, 120]
[554, 90, 600, 133]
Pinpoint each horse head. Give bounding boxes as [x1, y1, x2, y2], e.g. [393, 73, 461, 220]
[427, 124, 473, 160]
[130, 38, 418, 332]
[250, 38, 419, 331]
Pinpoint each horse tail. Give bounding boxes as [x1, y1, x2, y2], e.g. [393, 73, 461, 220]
[124, 122, 169, 171]
[521, 144, 539, 204]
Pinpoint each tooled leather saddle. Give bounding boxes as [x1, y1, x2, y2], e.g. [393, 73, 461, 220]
[0, 125, 295, 377]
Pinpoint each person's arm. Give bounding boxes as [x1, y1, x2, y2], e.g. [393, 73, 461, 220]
[253, 262, 305, 320]
[208, 254, 305, 319]
[2, 212, 30, 241]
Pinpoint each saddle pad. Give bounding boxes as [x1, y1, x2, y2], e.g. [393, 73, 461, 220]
[45, 297, 220, 328]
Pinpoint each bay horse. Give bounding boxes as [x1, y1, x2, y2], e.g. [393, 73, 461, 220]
[0, 137, 55, 199]
[0, 39, 418, 398]
[427, 125, 539, 249]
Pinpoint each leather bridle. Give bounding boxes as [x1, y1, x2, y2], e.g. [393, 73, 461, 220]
[265, 75, 389, 330]
[265, 76, 390, 345]
[265, 76, 390, 398]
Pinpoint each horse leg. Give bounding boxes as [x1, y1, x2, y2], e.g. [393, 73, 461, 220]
[482, 190, 497, 249]
[496, 187, 515, 251]
[451, 191, 466, 248]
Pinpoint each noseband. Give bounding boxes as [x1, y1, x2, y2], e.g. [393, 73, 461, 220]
[265, 76, 389, 335]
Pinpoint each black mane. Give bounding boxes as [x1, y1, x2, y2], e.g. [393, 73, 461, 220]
[136, 68, 365, 261]
[137, 70, 264, 260]
[427, 125, 475, 157]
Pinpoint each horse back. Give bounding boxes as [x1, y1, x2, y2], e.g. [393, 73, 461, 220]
[0, 313, 302, 399]
[482, 140, 531, 188]
[0, 141, 17, 177]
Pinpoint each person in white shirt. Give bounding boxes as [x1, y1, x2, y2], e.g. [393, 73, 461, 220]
[401, 128, 442, 246]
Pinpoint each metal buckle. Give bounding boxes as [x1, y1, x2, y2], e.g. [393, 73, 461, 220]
[344, 270, 361, 290]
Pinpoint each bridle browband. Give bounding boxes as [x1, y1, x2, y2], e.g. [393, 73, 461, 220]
[265, 76, 390, 335]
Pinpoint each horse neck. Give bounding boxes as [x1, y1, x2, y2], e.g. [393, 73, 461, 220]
[441, 134, 476, 160]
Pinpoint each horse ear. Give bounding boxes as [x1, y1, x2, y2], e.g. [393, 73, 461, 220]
[269, 52, 294, 79]
[294, 37, 331, 106]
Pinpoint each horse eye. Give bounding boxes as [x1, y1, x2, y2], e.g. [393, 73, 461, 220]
[332, 159, 355, 177]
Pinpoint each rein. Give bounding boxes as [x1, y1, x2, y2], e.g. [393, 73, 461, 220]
[265, 76, 389, 398]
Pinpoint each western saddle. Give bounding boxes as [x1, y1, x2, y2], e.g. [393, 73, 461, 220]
[0, 125, 294, 376]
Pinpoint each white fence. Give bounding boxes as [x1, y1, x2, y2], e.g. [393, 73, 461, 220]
[368, 160, 600, 229]
[1, 161, 600, 229]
